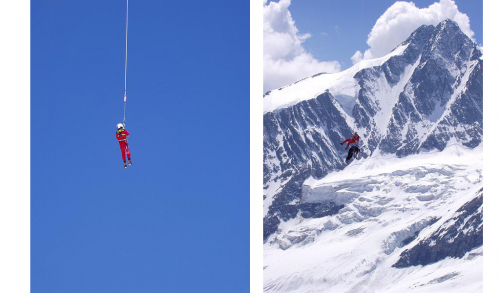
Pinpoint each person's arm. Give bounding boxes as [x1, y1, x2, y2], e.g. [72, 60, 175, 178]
[341, 139, 349, 144]
[125, 129, 130, 136]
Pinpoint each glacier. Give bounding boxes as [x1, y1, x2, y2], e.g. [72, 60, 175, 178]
[264, 145, 482, 292]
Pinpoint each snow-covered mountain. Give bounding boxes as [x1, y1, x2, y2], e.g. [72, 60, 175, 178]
[263, 19, 482, 292]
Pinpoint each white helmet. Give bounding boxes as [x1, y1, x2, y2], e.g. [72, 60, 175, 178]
[117, 123, 124, 129]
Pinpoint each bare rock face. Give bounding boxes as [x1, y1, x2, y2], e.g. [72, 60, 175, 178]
[393, 188, 483, 268]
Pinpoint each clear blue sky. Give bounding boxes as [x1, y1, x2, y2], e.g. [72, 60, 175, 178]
[288, 0, 483, 68]
[31, 1, 248, 292]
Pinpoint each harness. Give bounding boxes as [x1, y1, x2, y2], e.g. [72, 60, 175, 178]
[116, 129, 128, 142]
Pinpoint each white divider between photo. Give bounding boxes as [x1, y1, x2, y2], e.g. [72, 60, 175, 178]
[0, 0, 30, 292]
[250, 0, 264, 292]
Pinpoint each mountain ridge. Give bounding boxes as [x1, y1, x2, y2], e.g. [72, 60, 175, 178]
[263, 19, 482, 240]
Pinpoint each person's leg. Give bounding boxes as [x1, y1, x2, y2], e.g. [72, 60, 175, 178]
[126, 144, 132, 165]
[346, 148, 353, 162]
[121, 147, 126, 162]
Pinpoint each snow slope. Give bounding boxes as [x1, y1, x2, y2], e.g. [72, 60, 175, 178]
[264, 145, 482, 293]
[263, 44, 409, 114]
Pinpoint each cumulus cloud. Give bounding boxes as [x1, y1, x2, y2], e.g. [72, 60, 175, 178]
[264, 0, 340, 92]
[351, 51, 363, 64]
[352, 0, 474, 63]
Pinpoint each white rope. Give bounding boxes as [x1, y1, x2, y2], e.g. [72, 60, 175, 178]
[123, 0, 129, 124]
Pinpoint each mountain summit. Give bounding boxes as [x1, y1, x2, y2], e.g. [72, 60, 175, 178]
[263, 20, 482, 292]
[264, 19, 482, 238]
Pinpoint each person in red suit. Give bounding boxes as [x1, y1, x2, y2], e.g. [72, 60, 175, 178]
[341, 132, 360, 150]
[116, 123, 132, 168]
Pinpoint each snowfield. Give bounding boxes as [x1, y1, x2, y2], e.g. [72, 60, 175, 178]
[263, 44, 409, 114]
[264, 145, 482, 293]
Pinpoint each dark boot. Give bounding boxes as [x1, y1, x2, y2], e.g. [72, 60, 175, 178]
[124, 162, 127, 168]
[128, 159, 132, 166]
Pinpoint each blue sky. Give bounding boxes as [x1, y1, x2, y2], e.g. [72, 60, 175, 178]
[31, 1, 248, 292]
[264, 0, 483, 92]
[290, 0, 483, 67]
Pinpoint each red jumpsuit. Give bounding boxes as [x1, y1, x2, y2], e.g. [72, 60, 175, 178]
[342, 137, 359, 148]
[116, 128, 131, 162]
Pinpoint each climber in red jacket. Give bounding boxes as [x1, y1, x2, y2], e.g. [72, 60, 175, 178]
[116, 123, 132, 168]
[341, 132, 360, 150]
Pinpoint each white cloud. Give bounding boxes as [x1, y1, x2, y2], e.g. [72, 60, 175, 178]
[264, 0, 340, 92]
[351, 50, 363, 64]
[352, 0, 474, 63]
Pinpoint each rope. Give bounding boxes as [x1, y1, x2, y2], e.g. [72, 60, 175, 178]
[123, 0, 129, 124]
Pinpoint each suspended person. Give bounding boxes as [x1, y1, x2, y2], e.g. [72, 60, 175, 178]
[340, 132, 360, 150]
[116, 123, 132, 168]
[341, 132, 361, 163]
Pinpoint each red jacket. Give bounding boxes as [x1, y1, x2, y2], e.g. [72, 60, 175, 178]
[342, 137, 359, 145]
[116, 129, 129, 143]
